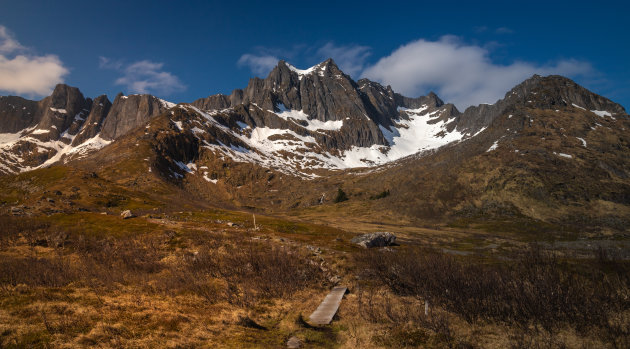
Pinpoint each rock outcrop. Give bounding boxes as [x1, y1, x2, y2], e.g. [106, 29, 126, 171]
[100, 94, 171, 140]
[351, 232, 397, 248]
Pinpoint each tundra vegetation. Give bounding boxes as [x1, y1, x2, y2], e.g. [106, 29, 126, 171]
[0, 210, 628, 348]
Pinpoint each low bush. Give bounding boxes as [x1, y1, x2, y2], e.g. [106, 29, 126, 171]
[357, 245, 630, 345]
[0, 224, 325, 306]
[369, 189, 390, 200]
[333, 188, 348, 203]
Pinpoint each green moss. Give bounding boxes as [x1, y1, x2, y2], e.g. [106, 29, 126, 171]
[448, 215, 579, 242]
[41, 212, 158, 238]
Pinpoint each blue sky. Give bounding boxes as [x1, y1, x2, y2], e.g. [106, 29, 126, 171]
[0, 0, 628, 110]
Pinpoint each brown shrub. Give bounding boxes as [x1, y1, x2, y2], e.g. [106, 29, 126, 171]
[0, 254, 77, 288]
[0, 225, 324, 307]
[357, 245, 630, 344]
[164, 237, 325, 305]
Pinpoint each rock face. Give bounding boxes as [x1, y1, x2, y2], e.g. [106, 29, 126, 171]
[0, 96, 39, 133]
[1, 58, 627, 179]
[35, 84, 92, 141]
[0, 84, 173, 174]
[100, 94, 171, 140]
[71, 95, 112, 146]
[351, 232, 397, 248]
[193, 59, 461, 150]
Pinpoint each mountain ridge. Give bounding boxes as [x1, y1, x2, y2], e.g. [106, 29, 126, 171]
[1, 60, 629, 233]
[0, 59, 626, 177]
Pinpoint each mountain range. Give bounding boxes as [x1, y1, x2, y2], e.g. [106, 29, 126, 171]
[1, 59, 628, 232]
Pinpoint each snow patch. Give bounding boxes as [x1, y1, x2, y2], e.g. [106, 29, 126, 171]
[486, 140, 499, 152]
[554, 152, 573, 159]
[365, 106, 463, 163]
[274, 103, 343, 131]
[49, 107, 67, 113]
[0, 132, 22, 145]
[577, 137, 587, 147]
[38, 135, 112, 169]
[182, 103, 473, 177]
[191, 126, 205, 134]
[591, 110, 612, 117]
[160, 98, 176, 109]
[286, 63, 317, 80]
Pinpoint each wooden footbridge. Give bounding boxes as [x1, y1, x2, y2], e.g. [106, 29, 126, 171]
[308, 286, 348, 325]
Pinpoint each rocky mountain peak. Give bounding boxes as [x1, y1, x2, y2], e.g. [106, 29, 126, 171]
[493, 74, 626, 115]
[189, 59, 468, 152]
[519, 75, 626, 114]
[49, 84, 85, 108]
[455, 74, 628, 135]
[36, 84, 91, 139]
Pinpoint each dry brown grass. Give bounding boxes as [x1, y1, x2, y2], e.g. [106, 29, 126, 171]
[0, 214, 334, 347]
[355, 245, 630, 348]
[1, 213, 630, 348]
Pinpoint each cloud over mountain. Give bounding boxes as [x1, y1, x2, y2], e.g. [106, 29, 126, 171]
[237, 54, 280, 76]
[0, 25, 68, 96]
[238, 42, 371, 78]
[361, 36, 593, 109]
[100, 57, 186, 96]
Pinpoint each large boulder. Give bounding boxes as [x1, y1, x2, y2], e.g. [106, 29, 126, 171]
[351, 232, 396, 248]
[120, 210, 135, 219]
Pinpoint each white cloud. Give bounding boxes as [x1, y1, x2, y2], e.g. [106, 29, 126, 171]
[238, 42, 371, 77]
[495, 27, 513, 34]
[98, 56, 122, 70]
[361, 36, 593, 109]
[0, 26, 24, 53]
[237, 54, 279, 76]
[106, 59, 186, 95]
[316, 42, 371, 76]
[0, 25, 68, 96]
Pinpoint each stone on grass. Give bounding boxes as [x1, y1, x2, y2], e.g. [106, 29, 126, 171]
[287, 336, 302, 348]
[351, 232, 396, 248]
[121, 210, 135, 219]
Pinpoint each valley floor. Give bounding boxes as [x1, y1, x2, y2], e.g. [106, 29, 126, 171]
[0, 208, 629, 348]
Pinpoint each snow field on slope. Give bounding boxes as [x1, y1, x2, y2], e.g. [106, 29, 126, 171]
[187, 103, 467, 173]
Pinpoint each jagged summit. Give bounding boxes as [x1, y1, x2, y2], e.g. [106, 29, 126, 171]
[1, 60, 627, 178]
[0, 84, 176, 173]
[282, 58, 338, 79]
[191, 58, 466, 155]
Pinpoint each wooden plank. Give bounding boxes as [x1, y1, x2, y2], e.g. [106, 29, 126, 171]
[308, 286, 347, 325]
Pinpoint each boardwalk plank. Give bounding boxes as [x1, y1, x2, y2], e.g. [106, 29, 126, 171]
[308, 286, 347, 325]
